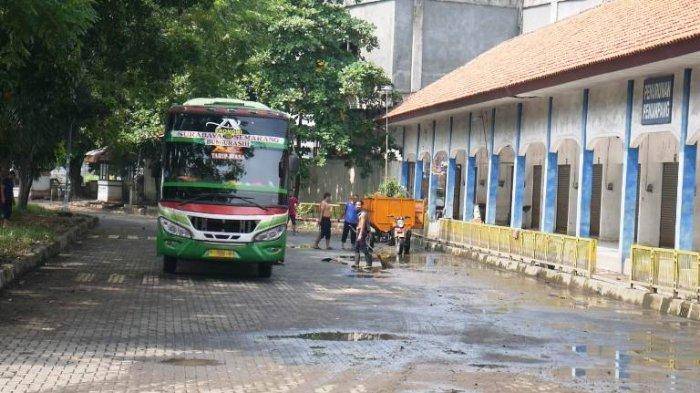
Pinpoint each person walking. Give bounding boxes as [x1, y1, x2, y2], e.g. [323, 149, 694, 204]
[341, 194, 359, 250]
[354, 200, 373, 269]
[288, 193, 299, 234]
[313, 192, 333, 250]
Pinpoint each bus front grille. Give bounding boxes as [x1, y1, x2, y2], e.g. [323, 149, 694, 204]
[188, 216, 259, 234]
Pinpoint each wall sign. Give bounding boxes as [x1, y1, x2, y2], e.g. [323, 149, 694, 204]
[641, 75, 674, 125]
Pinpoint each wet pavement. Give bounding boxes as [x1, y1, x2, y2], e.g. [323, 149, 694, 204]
[0, 212, 699, 392]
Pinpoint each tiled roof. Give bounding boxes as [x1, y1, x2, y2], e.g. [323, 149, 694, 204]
[387, 0, 700, 123]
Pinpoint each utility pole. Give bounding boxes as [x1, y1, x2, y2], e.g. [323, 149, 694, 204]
[382, 86, 393, 181]
[63, 121, 73, 212]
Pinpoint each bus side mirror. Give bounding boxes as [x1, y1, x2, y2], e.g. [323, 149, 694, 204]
[289, 153, 300, 174]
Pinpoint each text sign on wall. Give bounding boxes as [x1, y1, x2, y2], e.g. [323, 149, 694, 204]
[641, 75, 674, 125]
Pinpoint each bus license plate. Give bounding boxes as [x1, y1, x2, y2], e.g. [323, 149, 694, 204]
[207, 249, 235, 259]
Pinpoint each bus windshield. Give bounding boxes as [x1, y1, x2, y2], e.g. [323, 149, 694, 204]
[162, 112, 289, 207]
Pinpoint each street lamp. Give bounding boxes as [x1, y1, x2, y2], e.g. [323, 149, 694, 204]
[381, 85, 393, 181]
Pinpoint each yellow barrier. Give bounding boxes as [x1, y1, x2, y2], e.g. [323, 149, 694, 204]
[437, 219, 597, 276]
[630, 245, 700, 296]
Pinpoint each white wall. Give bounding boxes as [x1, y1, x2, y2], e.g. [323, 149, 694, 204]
[551, 91, 582, 151]
[523, 143, 546, 228]
[494, 104, 517, 154]
[495, 147, 515, 225]
[635, 132, 678, 246]
[520, 98, 549, 155]
[592, 137, 624, 241]
[556, 139, 580, 235]
[588, 80, 627, 144]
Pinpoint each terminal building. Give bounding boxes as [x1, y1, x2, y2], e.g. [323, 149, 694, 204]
[385, 0, 700, 273]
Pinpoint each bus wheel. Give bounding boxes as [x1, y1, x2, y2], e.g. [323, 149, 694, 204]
[258, 263, 273, 278]
[163, 256, 177, 274]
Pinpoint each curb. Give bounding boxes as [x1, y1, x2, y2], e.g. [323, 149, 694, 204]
[0, 215, 99, 291]
[421, 237, 700, 321]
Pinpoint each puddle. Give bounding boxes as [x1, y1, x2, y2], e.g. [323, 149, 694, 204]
[469, 363, 506, 369]
[462, 326, 547, 347]
[482, 352, 546, 364]
[345, 273, 389, 279]
[269, 332, 409, 341]
[159, 357, 222, 366]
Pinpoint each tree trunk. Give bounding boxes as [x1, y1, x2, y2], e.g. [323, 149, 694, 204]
[17, 162, 33, 209]
[69, 155, 83, 198]
[294, 134, 302, 198]
[293, 116, 303, 198]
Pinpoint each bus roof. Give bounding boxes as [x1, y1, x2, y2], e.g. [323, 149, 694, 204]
[173, 98, 290, 120]
[182, 98, 270, 110]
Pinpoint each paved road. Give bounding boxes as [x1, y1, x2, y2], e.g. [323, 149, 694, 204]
[1, 213, 700, 392]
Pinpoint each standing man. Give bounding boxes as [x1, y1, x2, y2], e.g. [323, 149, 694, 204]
[288, 192, 299, 234]
[313, 192, 333, 250]
[341, 194, 359, 250]
[354, 200, 373, 268]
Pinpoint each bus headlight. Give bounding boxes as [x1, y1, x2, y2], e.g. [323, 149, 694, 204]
[159, 217, 192, 239]
[254, 225, 286, 242]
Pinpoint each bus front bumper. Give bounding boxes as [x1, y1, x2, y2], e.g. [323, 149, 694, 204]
[157, 228, 286, 263]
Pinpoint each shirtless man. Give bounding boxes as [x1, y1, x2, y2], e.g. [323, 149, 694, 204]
[313, 192, 333, 249]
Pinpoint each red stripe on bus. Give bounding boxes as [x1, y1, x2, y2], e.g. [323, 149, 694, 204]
[160, 201, 286, 215]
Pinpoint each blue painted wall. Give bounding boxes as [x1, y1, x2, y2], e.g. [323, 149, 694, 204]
[542, 152, 558, 233]
[464, 156, 476, 221]
[462, 113, 473, 220]
[577, 149, 593, 238]
[542, 97, 557, 233]
[619, 80, 637, 267]
[413, 161, 424, 199]
[511, 103, 524, 228]
[427, 122, 437, 220]
[675, 68, 696, 250]
[444, 158, 457, 218]
[576, 89, 592, 238]
[485, 154, 500, 224]
[511, 155, 525, 228]
[401, 161, 410, 189]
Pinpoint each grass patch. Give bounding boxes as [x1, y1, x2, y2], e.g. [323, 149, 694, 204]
[0, 204, 80, 262]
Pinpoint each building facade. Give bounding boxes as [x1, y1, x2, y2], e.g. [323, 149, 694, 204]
[387, 0, 700, 273]
[346, 0, 521, 95]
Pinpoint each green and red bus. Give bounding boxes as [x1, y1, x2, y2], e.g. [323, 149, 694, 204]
[156, 98, 293, 277]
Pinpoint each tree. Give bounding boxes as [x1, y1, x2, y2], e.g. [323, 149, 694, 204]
[252, 0, 394, 194]
[0, 0, 96, 208]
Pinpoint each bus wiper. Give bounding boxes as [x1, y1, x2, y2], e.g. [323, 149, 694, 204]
[177, 192, 268, 210]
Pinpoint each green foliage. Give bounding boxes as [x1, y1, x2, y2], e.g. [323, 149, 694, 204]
[0, 0, 394, 206]
[375, 179, 409, 198]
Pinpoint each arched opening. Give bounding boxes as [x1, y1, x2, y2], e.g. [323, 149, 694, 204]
[474, 147, 489, 221]
[495, 146, 515, 226]
[554, 138, 580, 235]
[432, 151, 448, 219]
[589, 136, 624, 240]
[453, 150, 467, 219]
[522, 142, 546, 230]
[634, 132, 679, 248]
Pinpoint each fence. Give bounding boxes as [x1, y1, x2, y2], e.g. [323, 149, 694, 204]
[296, 203, 345, 221]
[630, 245, 700, 297]
[436, 219, 597, 276]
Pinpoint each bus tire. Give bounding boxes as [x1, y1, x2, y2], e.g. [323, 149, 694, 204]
[163, 256, 177, 274]
[258, 263, 273, 278]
